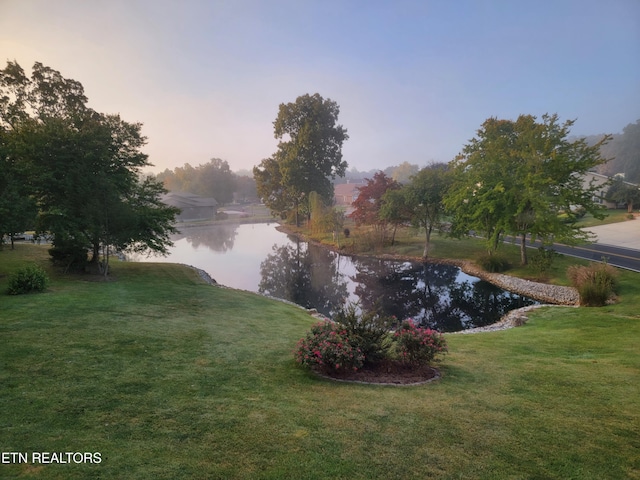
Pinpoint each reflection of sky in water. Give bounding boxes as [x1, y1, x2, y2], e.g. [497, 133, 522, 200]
[132, 223, 297, 291]
[131, 223, 536, 331]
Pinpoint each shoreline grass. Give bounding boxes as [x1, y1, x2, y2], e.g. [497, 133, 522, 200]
[1, 244, 639, 479]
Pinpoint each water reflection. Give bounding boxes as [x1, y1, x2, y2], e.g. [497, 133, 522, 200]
[173, 223, 239, 252]
[257, 240, 536, 332]
[258, 241, 349, 316]
[132, 223, 537, 332]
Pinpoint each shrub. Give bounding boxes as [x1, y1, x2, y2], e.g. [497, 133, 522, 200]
[567, 262, 618, 306]
[7, 264, 49, 295]
[530, 247, 557, 277]
[294, 321, 365, 372]
[394, 320, 447, 367]
[333, 303, 393, 364]
[477, 253, 510, 273]
[49, 240, 88, 272]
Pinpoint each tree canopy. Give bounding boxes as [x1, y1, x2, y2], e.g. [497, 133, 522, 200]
[399, 163, 452, 258]
[606, 176, 640, 213]
[0, 60, 178, 271]
[254, 93, 348, 224]
[156, 158, 246, 204]
[589, 119, 640, 184]
[444, 114, 611, 265]
[350, 171, 401, 245]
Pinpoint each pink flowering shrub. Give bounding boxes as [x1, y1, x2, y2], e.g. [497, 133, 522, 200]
[294, 321, 365, 372]
[394, 320, 448, 367]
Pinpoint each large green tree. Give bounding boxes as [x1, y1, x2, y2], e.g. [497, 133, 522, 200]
[0, 61, 178, 273]
[400, 163, 452, 258]
[254, 93, 348, 225]
[445, 114, 611, 265]
[0, 128, 37, 248]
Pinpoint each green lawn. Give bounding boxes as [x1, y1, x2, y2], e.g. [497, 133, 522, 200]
[1, 244, 639, 479]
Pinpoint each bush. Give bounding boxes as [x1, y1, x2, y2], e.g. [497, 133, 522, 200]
[530, 247, 557, 277]
[477, 253, 510, 273]
[333, 303, 393, 364]
[7, 264, 49, 295]
[49, 240, 88, 272]
[567, 262, 618, 306]
[394, 320, 448, 367]
[294, 321, 365, 372]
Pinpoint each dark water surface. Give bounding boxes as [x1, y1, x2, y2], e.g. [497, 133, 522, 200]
[131, 223, 536, 332]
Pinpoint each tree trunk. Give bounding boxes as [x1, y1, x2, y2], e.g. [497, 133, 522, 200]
[423, 227, 431, 259]
[91, 242, 100, 264]
[520, 233, 528, 266]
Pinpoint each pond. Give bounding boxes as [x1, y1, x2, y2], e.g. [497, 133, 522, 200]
[130, 222, 537, 332]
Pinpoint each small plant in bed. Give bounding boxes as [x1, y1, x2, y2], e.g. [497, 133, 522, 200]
[294, 321, 365, 373]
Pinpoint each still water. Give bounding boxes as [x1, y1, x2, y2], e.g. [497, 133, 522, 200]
[132, 223, 536, 332]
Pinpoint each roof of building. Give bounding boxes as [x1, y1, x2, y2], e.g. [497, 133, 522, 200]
[161, 192, 218, 208]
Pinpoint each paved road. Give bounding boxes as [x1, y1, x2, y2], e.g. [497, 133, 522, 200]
[549, 241, 640, 273]
[528, 219, 640, 272]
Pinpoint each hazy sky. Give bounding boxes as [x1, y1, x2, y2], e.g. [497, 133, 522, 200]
[1, 0, 639, 174]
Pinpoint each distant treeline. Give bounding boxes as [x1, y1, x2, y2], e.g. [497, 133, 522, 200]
[156, 159, 258, 204]
[158, 119, 639, 206]
[583, 119, 640, 183]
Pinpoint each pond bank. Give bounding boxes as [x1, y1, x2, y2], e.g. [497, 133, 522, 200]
[277, 225, 580, 332]
[277, 225, 579, 306]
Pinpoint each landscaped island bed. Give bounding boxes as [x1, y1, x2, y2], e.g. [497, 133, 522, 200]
[1, 244, 638, 479]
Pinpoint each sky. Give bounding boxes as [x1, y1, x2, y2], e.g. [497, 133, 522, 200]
[1, 0, 639, 174]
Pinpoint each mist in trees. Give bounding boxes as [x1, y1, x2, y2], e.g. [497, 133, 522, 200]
[156, 158, 257, 204]
[584, 119, 640, 184]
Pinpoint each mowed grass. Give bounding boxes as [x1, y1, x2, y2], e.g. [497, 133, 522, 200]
[1, 244, 639, 479]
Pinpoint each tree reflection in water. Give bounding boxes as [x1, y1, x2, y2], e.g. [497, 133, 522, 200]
[261, 242, 536, 332]
[258, 241, 349, 317]
[174, 223, 239, 252]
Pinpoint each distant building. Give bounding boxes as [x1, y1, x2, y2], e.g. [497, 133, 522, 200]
[161, 192, 218, 221]
[579, 172, 637, 209]
[334, 182, 364, 206]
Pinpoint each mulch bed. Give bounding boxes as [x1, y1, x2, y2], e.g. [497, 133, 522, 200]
[314, 360, 440, 386]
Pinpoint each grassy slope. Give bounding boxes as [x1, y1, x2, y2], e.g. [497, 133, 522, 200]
[1, 244, 639, 479]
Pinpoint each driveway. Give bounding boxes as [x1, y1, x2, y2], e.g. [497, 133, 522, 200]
[587, 218, 640, 251]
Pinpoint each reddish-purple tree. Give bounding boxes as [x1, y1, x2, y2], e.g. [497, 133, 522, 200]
[349, 172, 400, 246]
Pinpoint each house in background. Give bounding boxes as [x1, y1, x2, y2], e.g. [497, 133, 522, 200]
[334, 182, 364, 206]
[161, 192, 218, 221]
[579, 172, 637, 209]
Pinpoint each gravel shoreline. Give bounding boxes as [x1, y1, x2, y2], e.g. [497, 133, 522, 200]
[277, 226, 581, 332]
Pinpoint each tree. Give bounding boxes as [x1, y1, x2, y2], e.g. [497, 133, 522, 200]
[593, 119, 640, 184]
[445, 114, 611, 265]
[254, 93, 348, 225]
[386, 161, 420, 184]
[401, 163, 452, 258]
[378, 188, 412, 246]
[350, 171, 401, 245]
[0, 60, 178, 273]
[606, 177, 640, 213]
